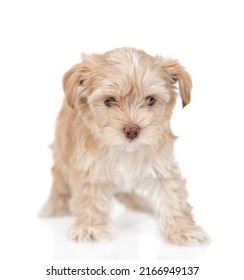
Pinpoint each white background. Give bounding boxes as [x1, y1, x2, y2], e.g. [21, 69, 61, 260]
[0, 0, 244, 279]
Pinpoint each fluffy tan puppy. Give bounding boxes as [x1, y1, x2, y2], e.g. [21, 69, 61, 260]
[41, 47, 209, 245]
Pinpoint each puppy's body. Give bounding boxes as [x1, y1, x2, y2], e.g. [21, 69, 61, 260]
[41, 48, 209, 245]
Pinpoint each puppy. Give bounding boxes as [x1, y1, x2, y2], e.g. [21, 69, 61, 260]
[40, 47, 209, 245]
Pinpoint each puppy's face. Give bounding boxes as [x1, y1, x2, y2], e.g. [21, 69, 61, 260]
[63, 48, 192, 152]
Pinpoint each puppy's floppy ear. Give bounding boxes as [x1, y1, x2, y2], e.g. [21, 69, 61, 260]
[62, 62, 89, 109]
[159, 57, 192, 108]
[62, 54, 101, 109]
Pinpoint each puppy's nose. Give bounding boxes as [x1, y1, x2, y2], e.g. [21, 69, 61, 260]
[124, 123, 140, 140]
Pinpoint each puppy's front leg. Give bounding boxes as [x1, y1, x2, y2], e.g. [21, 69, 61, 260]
[69, 181, 114, 242]
[151, 176, 209, 245]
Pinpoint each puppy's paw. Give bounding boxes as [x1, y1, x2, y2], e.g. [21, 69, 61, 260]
[165, 225, 210, 245]
[69, 224, 115, 242]
[39, 198, 70, 217]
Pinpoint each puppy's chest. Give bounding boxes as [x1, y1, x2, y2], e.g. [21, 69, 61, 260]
[95, 153, 157, 192]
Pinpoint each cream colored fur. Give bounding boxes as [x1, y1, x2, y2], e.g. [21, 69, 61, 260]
[40, 47, 209, 245]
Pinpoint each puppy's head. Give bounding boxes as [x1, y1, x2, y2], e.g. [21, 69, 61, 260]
[63, 48, 192, 152]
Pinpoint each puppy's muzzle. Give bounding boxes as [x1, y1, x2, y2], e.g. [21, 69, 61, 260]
[124, 123, 140, 140]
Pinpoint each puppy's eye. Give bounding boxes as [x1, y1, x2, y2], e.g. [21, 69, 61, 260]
[104, 97, 117, 107]
[146, 96, 156, 106]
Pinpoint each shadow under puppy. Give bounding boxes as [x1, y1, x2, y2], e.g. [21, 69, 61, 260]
[40, 47, 209, 245]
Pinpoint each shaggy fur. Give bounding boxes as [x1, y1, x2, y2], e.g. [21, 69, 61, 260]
[40, 47, 209, 245]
